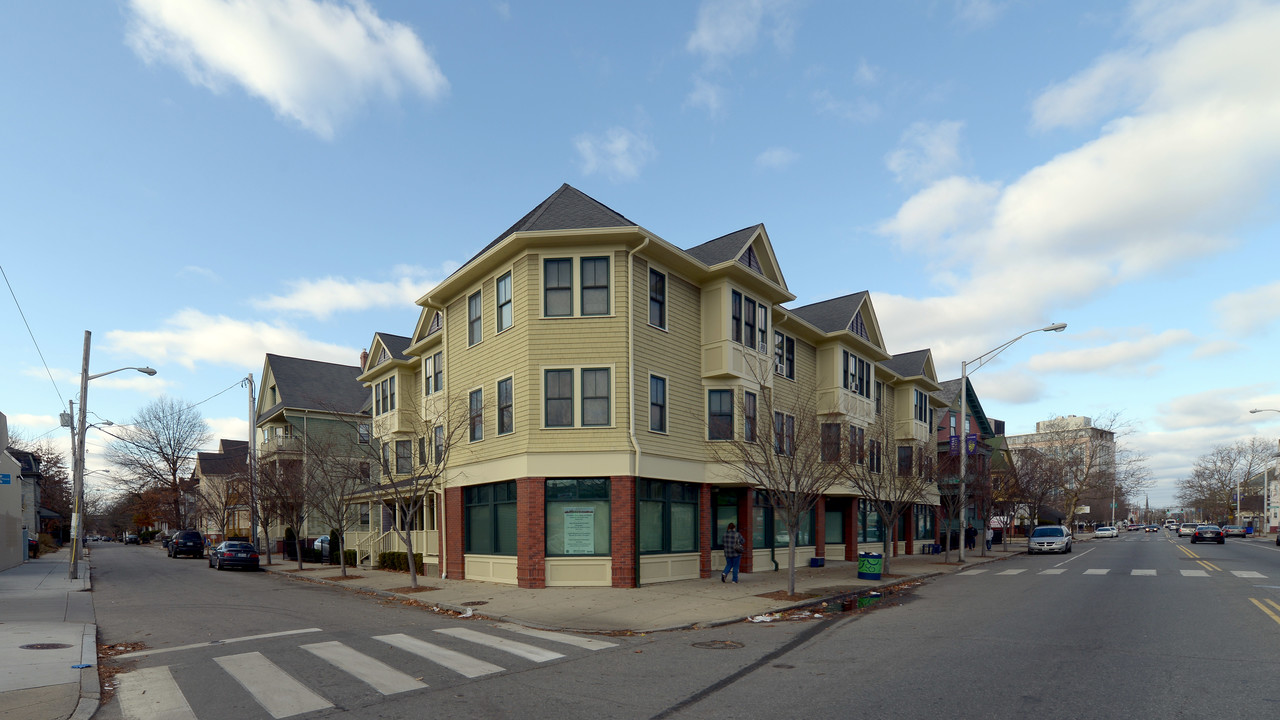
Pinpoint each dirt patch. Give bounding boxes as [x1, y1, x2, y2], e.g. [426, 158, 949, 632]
[324, 575, 365, 582]
[387, 585, 439, 594]
[98, 641, 148, 706]
[755, 590, 821, 601]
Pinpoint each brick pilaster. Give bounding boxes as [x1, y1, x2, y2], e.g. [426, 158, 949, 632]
[610, 476, 637, 588]
[846, 498, 858, 561]
[444, 486, 465, 580]
[699, 483, 712, 578]
[814, 496, 826, 559]
[738, 489, 754, 573]
[516, 477, 546, 589]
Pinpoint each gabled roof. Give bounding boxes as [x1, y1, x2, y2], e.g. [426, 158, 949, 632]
[685, 225, 761, 265]
[882, 349, 932, 378]
[789, 292, 868, 333]
[938, 376, 995, 439]
[258, 354, 367, 424]
[372, 332, 411, 364]
[195, 439, 248, 476]
[684, 224, 789, 291]
[461, 183, 636, 271]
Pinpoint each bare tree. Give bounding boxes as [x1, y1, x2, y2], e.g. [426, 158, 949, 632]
[304, 433, 372, 578]
[839, 416, 935, 574]
[1177, 438, 1273, 523]
[197, 470, 246, 541]
[709, 370, 843, 596]
[106, 397, 211, 529]
[1011, 446, 1063, 532]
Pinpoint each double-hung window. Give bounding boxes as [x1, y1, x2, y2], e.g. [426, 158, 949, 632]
[914, 389, 928, 423]
[468, 291, 482, 346]
[433, 426, 444, 463]
[744, 391, 757, 442]
[357, 423, 370, 444]
[708, 389, 733, 440]
[375, 377, 396, 416]
[731, 291, 743, 344]
[581, 368, 610, 426]
[497, 377, 513, 435]
[545, 370, 574, 427]
[581, 257, 609, 316]
[544, 259, 572, 317]
[649, 269, 666, 328]
[496, 272, 512, 333]
[418, 436, 428, 466]
[432, 352, 443, 394]
[743, 296, 756, 350]
[469, 389, 484, 442]
[850, 425, 866, 463]
[731, 290, 767, 352]
[897, 446, 913, 476]
[821, 423, 841, 462]
[650, 375, 666, 433]
[773, 413, 795, 456]
[395, 440, 412, 474]
[843, 351, 871, 399]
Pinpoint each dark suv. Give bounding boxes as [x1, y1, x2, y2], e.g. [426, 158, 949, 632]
[168, 530, 206, 558]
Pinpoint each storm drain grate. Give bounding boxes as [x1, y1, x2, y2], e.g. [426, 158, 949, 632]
[20, 643, 72, 650]
[691, 640, 744, 650]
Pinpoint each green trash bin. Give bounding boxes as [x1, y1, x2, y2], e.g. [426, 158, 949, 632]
[857, 552, 882, 580]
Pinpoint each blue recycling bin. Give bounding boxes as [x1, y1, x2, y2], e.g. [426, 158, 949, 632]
[857, 552, 882, 580]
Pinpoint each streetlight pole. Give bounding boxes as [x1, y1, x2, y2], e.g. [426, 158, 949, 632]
[1250, 408, 1279, 534]
[68, 330, 156, 580]
[956, 322, 1066, 562]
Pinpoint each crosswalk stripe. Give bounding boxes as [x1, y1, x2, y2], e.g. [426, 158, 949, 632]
[1181, 569, 1209, 577]
[1232, 570, 1267, 578]
[214, 651, 333, 719]
[301, 641, 427, 695]
[435, 628, 565, 662]
[116, 666, 197, 720]
[995, 569, 1026, 575]
[1083, 569, 1109, 575]
[1038, 569, 1067, 575]
[1132, 570, 1157, 576]
[376, 633, 505, 678]
[497, 624, 618, 650]
[956, 569, 988, 575]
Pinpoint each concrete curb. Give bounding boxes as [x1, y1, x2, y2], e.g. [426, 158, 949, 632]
[73, 567, 99, 720]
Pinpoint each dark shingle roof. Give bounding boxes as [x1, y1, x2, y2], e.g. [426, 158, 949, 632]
[881, 349, 931, 378]
[937, 378, 964, 406]
[459, 184, 636, 272]
[374, 333, 412, 362]
[684, 225, 762, 266]
[260, 354, 367, 424]
[196, 441, 247, 476]
[789, 292, 868, 334]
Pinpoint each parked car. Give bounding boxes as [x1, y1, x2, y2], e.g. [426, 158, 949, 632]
[1222, 525, 1247, 538]
[313, 536, 331, 562]
[1028, 526, 1072, 554]
[1127, 523, 1143, 531]
[208, 541, 260, 571]
[1094, 526, 1118, 538]
[1191, 525, 1225, 544]
[124, 534, 140, 545]
[168, 530, 206, 558]
[1178, 523, 1199, 537]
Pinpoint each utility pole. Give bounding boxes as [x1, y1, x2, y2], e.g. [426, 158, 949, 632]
[243, 374, 268, 566]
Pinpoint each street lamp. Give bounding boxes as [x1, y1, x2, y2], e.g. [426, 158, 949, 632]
[68, 330, 156, 579]
[956, 322, 1066, 562]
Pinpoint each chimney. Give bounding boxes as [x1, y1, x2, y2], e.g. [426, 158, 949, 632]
[360, 348, 368, 368]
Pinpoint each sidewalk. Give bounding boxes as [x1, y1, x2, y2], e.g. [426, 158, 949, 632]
[263, 544, 1026, 633]
[0, 555, 97, 720]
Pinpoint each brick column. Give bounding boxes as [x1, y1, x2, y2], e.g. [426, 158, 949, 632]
[444, 486, 465, 580]
[905, 504, 915, 555]
[846, 498, 858, 561]
[516, 477, 546, 589]
[814, 496, 826, 559]
[610, 476, 636, 588]
[699, 484, 712, 578]
[738, 490, 754, 573]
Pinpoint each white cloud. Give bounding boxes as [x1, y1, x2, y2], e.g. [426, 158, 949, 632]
[574, 127, 656, 182]
[885, 120, 964, 185]
[686, 0, 795, 64]
[685, 76, 725, 116]
[755, 147, 797, 169]
[495, 2, 511, 21]
[104, 309, 359, 370]
[1027, 330, 1196, 374]
[1213, 281, 1280, 335]
[1191, 340, 1241, 358]
[853, 58, 879, 86]
[180, 265, 221, 282]
[878, 2, 1280, 368]
[954, 0, 1005, 28]
[125, 0, 448, 139]
[206, 416, 250, 445]
[968, 369, 1046, 404]
[812, 89, 880, 123]
[1155, 384, 1270, 431]
[252, 264, 447, 320]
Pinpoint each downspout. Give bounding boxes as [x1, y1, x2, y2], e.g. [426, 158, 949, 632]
[627, 237, 650, 587]
[423, 299, 448, 580]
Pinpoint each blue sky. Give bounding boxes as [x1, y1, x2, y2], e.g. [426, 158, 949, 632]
[3, 0, 1279, 508]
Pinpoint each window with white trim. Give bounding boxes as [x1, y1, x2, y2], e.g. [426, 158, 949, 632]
[544, 258, 572, 317]
[469, 389, 483, 442]
[774, 331, 795, 379]
[582, 368, 610, 426]
[545, 369, 573, 428]
[581, 257, 609, 316]
[468, 291, 482, 346]
[708, 389, 733, 440]
[496, 271, 512, 333]
[650, 375, 666, 433]
[498, 377, 513, 435]
[843, 350, 871, 399]
[649, 269, 666, 329]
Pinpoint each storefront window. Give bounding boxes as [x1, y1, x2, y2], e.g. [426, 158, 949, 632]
[637, 479, 699, 554]
[825, 507, 844, 544]
[914, 504, 936, 540]
[752, 492, 815, 549]
[464, 481, 517, 555]
[712, 490, 739, 548]
[545, 478, 610, 556]
[860, 499, 883, 543]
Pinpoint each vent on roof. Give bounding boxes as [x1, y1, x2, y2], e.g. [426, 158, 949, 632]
[427, 312, 442, 336]
[850, 311, 868, 340]
[377, 348, 390, 364]
[738, 246, 762, 274]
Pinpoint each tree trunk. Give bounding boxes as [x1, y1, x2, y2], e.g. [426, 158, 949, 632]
[882, 526, 892, 576]
[787, 530, 797, 596]
[404, 530, 418, 588]
[338, 536, 347, 577]
[295, 536, 304, 570]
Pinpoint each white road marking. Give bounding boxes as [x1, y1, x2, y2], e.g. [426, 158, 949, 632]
[116, 666, 197, 720]
[115, 628, 324, 660]
[214, 651, 333, 718]
[301, 640, 427, 695]
[1132, 569, 1157, 576]
[435, 627, 565, 662]
[376, 633, 504, 678]
[995, 569, 1026, 575]
[1038, 569, 1067, 575]
[1181, 569, 1209, 577]
[956, 569, 988, 576]
[1232, 570, 1267, 578]
[1083, 569, 1109, 575]
[497, 624, 619, 650]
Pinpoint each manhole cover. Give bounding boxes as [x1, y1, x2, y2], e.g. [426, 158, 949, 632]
[461, 601, 488, 606]
[692, 640, 744, 650]
[20, 643, 72, 650]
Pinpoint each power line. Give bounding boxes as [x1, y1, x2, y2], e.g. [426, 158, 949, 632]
[1, 264, 64, 407]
